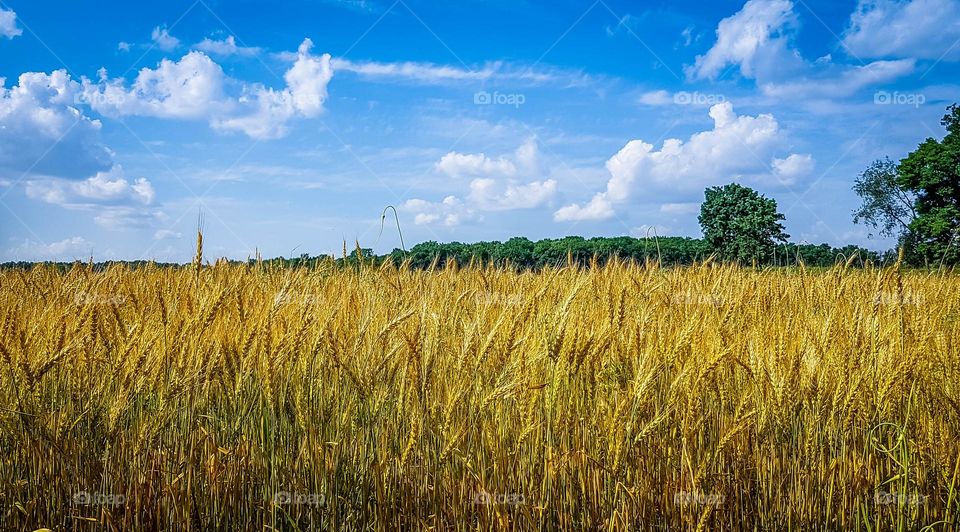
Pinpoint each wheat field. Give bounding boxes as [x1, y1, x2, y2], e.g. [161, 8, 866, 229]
[1, 257, 959, 530]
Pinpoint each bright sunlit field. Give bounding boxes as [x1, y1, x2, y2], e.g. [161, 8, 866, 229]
[1, 258, 958, 530]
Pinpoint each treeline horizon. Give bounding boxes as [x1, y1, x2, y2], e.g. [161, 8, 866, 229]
[0, 235, 891, 271]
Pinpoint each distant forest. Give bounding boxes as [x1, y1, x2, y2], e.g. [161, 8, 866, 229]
[0, 236, 885, 271]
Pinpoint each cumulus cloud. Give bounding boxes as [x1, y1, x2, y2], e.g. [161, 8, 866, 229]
[0, 71, 113, 180]
[0, 71, 164, 229]
[554, 102, 813, 221]
[194, 35, 261, 57]
[554, 196, 615, 222]
[81, 52, 228, 119]
[0, 7, 21, 39]
[403, 196, 480, 226]
[151, 26, 180, 52]
[689, 0, 914, 98]
[405, 139, 557, 225]
[24, 165, 162, 229]
[772, 153, 815, 184]
[688, 0, 800, 80]
[468, 178, 557, 211]
[26, 165, 154, 207]
[843, 0, 960, 61]
[212, 38, 333, 138]
[436, 152, 516, 178]
[436, 137, 541, 179]
[80, 39, 333, 139]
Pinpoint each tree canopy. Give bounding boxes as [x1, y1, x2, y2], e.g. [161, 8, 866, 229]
[898, 104, 960, 265]
[698, 183, 789, 264]
[853, 103, 960, 266]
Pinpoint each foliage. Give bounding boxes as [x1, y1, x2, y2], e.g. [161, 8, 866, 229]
[852, 157, 917, 239]
[897, 104, 960, 266]
[698, 183, 789, 264]
[0, 236, 882, 272]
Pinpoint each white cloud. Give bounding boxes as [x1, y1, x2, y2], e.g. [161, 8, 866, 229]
[554, 196, 615, 222]
[329, 57, 587, 86]
[151, 26, 180, 52]
[154, 229, 182, 240]
[688, 0, 799, 80]
[2, 237, 93, 261]
[81, 51, 228, 119]
[554, 102, 811, 221]
[630, 224, 672, 237]
[283, 39, 333, 117]
[80, 39, 333, 139]
[332, 58, 497, 82]
[689, 0, 921, 100]
[0, 8, 21, 39]
[92, 207, 167, 230]
[436, 152, 517, 178]
[26, 165, 155, 207]
[24, 165, 162, 229]
[468, 178, 557, 211]
[212, 39, 333, 138]
[403, 196, 478, 226]
[843, 0, 960, 61]
[638, 90, 673, 106]
[118, 41, 131, 52]
[0, 71, 166, 229]
[436, 137, 541, 179]
[0, 70, 114, 180]
[772, 153, 814, 184]
[760, 58, 915, 98]
[406, 139, 556, 225]
[680, 25, 698, 47]
[194, 35, 261, 57]
[660, 202, 701, 215]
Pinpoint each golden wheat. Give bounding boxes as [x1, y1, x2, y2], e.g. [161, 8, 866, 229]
[0, 259, 958, 530]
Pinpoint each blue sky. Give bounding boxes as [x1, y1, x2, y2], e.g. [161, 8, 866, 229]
[0, 0, 958, 262]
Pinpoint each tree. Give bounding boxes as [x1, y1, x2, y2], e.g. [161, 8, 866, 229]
[852, 157, 916, 239]
[698, 183, 789, 264]
[897, 104, 960, 265]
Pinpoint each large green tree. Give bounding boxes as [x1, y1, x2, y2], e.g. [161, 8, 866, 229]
[698, 183, 789, 264]
[897, 104, 960, 265]
[852, 157, 916, 239]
